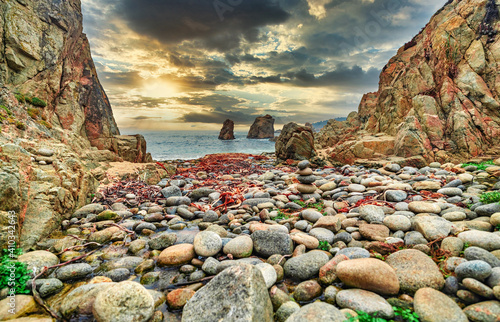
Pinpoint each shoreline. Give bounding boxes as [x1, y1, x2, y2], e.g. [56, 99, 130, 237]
[127, 130, 277, 162]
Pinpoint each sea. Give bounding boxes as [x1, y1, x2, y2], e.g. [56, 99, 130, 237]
[120, 130, 276, 160]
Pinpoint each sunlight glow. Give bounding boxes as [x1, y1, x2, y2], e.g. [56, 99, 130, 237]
[140, 80, 179, 99]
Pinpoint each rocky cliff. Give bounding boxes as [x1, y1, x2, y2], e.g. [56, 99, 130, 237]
[0, 0, 120, 150]
[0, 0, 155, 250]
[317, 0, 500, 165]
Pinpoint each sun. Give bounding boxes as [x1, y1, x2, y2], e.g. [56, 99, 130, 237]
[140, 79, 179, 99]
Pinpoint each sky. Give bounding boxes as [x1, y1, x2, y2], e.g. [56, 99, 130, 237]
[81, 0, 447, 131]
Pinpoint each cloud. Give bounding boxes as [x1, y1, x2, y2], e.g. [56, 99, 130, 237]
[175, 93, 244, 109]
[175, 93, 273, 124]
[247, 64, 380, 92]
[292, 65, 381, 89]
[95, 64, 143, 89]
[81, 0, 448, 130]
[175, 93, 258, 124]
[307, 0, 333, 19]
[118, 0, 290, 51]
[178, 107, 259, 124]
[130, 116, 162, 120]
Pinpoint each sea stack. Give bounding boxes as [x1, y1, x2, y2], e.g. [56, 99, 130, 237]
[218, 119, 235, 140]
[247, 115, 275, 139]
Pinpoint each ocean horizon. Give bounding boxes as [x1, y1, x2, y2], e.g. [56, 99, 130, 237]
[121, 129, 276, 160]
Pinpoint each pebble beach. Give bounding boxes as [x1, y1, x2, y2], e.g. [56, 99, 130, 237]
[2, 153, 500, 321]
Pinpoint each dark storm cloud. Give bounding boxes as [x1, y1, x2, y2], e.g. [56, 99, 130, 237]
[95, 63, 143, 89]
[126, 97, 169, 108]
[292, 65, 381, 88]
[82, 0, 448, 126]
[175, 93, 244, 109]
[158, 68, 243, 92]
[298, 0, 447, 59]
[225, 48, 324, 74]
[168, 54, 195, 68]
[119, 0, 290, 50]
[179, 107, 258, 124]
[248, 64, 380, 91]
[249, 75, 283, 84]
[176, 93, 265, 124]
[130, 116, 162, 120]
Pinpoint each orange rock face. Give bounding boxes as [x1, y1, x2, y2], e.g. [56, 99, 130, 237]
[316, 0, 500, 164]
[0, 0, 153, 162]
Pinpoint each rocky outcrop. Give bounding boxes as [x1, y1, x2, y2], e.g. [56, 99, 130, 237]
[182, 264, 273, 321]
[115, 135, 152, 163]
[315, 112, 361, 151]
[0, 142, 99, 249]
[0, 0, 119, 150]
[218, 119, 235, 140]
[247, 115, 275, 139]
[317, 0, 500, 165]
[275, 122, 316, 161]
[0, 0, 156, 250]
[0, 139, 165, 251]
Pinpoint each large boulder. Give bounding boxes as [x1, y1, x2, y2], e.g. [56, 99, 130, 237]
[386, 249, 445, 293]
[60, 283, 114, 318]
[218, 119, 235, 140]
[113, 135, 152, 163]
[93, 281, 154, 322]
[247, 115, 275, 139]
[182, 263, 273, 321]
[286, 302, 345, 322]
[0, 143, 102, 251]
[414, 288, 468, 322]
[276, 122, 316, 160]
